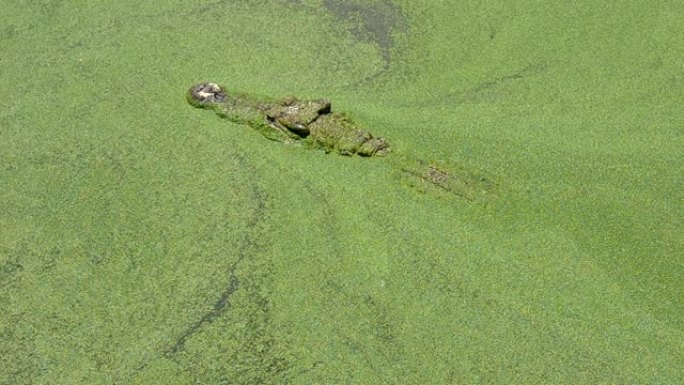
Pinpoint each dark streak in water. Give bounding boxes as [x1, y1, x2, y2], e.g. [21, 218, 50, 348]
[134, 151, 268, 373]
[164, 153, 267, 357]
[323, 0, 405, 61]
[322, 0, 408, 86]
[413, 63, 547, 107]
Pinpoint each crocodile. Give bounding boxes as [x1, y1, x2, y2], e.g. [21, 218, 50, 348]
[187, 82, 390, 157]
[186, 82, 495, 201]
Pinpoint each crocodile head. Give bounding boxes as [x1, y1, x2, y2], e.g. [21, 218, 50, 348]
[188, 82, 227, 106]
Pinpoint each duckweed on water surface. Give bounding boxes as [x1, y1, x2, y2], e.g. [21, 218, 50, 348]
[1, 0, 683, 384]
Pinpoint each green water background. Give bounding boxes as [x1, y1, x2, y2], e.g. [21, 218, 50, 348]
[1, 0, 682, 383]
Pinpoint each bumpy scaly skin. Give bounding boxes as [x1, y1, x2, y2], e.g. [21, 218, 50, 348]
[187, 82, 390, 156]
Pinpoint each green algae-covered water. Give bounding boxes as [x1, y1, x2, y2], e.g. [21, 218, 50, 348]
[1, 1, 682, 383]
